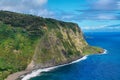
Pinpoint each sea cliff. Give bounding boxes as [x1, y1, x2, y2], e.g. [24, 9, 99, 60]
[0, 11, 103, 80]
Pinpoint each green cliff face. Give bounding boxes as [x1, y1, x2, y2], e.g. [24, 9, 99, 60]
[0, 11, 103, 80]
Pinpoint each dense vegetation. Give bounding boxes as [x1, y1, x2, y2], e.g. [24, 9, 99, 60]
[0, 11, 103, 80]
[0, 22, 37, 79]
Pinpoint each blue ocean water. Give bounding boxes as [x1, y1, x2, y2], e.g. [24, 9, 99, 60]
[30, 32, 120, 80]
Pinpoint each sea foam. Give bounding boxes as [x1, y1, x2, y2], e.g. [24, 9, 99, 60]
[103, 49, 107, 54]
[22, 56, 88, 80]
[22, 49, 107, 80]
[99, 49, 108, 55]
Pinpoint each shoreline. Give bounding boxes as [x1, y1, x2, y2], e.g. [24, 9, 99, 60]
[22, 55, 88, 80]
[6, 49, 107, 80]
[5, 70, 31, 80]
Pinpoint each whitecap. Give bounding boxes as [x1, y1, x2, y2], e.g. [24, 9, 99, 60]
[22, 55, 88, 80]
[22, 49, 107, 80]
[103, 49, 108, 54]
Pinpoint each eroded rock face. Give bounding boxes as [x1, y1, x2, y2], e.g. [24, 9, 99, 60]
[32, 25, 89, 69]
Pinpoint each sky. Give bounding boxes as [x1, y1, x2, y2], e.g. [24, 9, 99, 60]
[0, 0, 120, 32]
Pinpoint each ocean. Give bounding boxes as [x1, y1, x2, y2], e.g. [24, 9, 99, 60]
[24, 32, 120, 80]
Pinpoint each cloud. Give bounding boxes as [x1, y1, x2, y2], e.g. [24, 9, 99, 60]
[92, 0, 117, 10]
[61, 15, 74, 20]
[97, 14, 117, 20]
[103, 24, 120, 30]
[37, 9, 55, 18]
[76, 0, 120, 20]
[0, 0, 76, 20]
[0, 0, 47, 10]
[21, 0, 47, 8]
[82, 25, 106, 30]
[0, 0, 55, 18]
[0, 0, 120, 24]
[106, 24, 120, 28]
[82, 24, 120, 32]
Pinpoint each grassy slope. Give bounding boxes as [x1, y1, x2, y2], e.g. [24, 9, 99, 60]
[0, 11, 103, 80]
[0, 22, 38, 79]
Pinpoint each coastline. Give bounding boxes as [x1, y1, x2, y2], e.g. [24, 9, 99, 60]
[5, 70, 31, 80]
[22, 55, 88, 80]
[6, 49, 107, 80]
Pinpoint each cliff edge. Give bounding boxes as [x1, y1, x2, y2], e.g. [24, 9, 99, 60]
[0, 11, 103, 80]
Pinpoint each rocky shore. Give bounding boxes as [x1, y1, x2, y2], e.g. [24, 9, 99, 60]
[6, 50, 104, 80]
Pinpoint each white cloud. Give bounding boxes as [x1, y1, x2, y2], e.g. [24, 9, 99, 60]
[109, 26, 120, 29]
[97, 0, 113, 3]
[82, 24, 120, 32]
[0, 0, 48, 10]
[93, 0, 116, 10]
[97, 14, 116, 20]
[117, 1, 120, 9]
[62, 15, 74, 20]
[21, 0, 47, 7]
[82, 25, 106, 30]
[0, 0, 56, 18]
[0, 0, 61, 19]
[37, 9, 55, 18]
